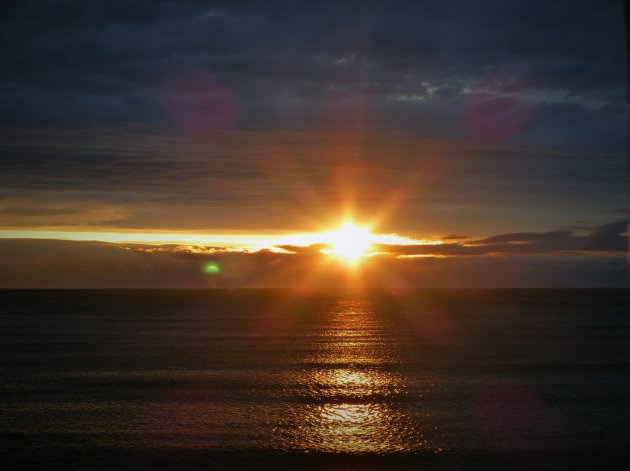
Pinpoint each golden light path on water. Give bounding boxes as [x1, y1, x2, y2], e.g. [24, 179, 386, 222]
[127, 296, 444, 454]
[272, 298, 440, 453]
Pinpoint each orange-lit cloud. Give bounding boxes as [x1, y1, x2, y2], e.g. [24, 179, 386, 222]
[0, 219, 625, 289]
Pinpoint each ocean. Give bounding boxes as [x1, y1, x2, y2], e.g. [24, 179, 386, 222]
[1, 289, 628, 470]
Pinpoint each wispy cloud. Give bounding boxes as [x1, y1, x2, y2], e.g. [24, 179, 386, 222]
[1, 206, 85, 216]
[0, 127, 625, 235]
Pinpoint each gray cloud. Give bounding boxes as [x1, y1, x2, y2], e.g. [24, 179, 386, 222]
[369, 220, 627, 256]
[441, 234, 468, 240]
[0, 1, 626, 151]
[0, 127, 624, 234]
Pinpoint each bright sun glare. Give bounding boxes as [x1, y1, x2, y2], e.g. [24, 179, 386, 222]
[322, 222, 373, 263]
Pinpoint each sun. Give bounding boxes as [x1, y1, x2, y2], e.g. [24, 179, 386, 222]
[321, 222, 374, 263]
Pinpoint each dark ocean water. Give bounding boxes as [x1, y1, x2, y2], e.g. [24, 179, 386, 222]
[0, 289, 628, 470]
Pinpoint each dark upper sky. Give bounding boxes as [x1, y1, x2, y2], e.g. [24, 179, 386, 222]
[1, 0, 626, 147]
[0, 0, 627, 287]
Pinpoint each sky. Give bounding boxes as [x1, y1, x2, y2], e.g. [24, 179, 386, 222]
[0, 0, 627, 288]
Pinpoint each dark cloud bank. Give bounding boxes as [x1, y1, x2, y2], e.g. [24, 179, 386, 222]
[1, 0, 626, 148]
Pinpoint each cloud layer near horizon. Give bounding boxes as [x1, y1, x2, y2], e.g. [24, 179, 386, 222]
[278, 219, 627, 256]
[0, 219, 626, 288]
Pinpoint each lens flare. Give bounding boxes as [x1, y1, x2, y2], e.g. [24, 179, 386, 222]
[162, 70, 237, 139]
[203, 262, 221, 275]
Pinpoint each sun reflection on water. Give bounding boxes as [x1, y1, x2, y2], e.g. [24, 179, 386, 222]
[327, 369, 375, 388]
[275, 298, 441, 454]
[315, 403, 388, 452]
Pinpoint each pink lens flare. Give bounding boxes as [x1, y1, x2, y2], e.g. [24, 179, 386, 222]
[464, 72, 538, 144]
[162, 71, 238, 139]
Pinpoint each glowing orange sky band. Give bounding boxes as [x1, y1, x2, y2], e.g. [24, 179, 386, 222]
[0, 229, 439, 251]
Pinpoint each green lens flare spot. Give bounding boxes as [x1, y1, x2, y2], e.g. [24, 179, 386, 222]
[203, 262, 221, 275]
